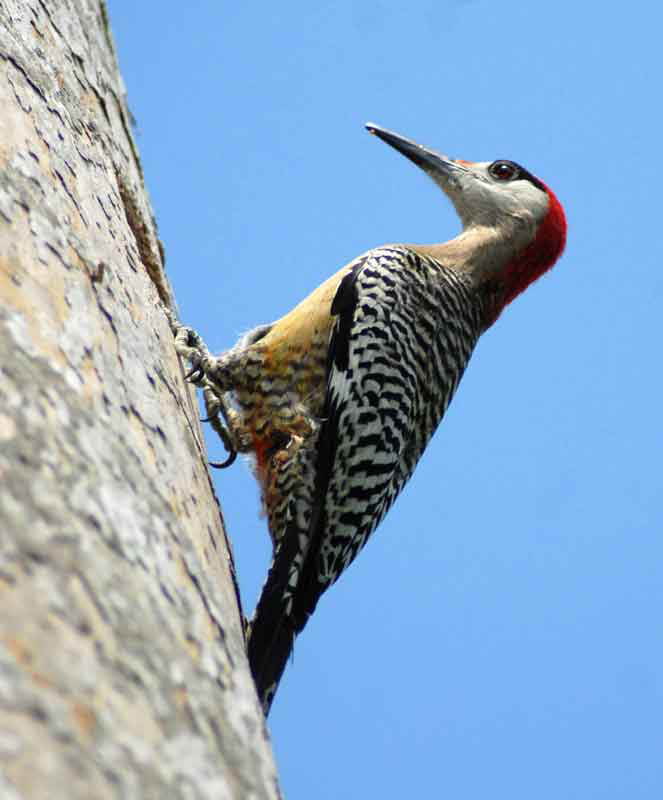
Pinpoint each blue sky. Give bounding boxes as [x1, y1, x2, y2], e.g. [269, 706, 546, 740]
[110, 2, 662, 797]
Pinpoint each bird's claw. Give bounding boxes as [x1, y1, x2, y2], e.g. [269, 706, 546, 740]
[166, 309, 240, 470]
[185, 364, 205, 385]
[202, 387, 240, 468]
[209, 450, 238, 469]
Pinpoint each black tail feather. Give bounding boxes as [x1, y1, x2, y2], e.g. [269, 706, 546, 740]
[248, 421, 333, 714]
[247, 601, 296, 715]
[247, 522, 305, 715]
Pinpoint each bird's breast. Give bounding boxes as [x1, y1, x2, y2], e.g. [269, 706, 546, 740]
[233, 263, 353, 477]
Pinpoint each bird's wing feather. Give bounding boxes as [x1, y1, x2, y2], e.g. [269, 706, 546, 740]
[249, 247, 478, 713]
[292, 248, 425, 624]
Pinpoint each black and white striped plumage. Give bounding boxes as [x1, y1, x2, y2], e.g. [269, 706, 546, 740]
[248, 246, 485, 712]
[172, 123, 566, 715]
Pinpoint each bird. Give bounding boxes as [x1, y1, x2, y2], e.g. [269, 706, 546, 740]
[170, 123, 567, 715]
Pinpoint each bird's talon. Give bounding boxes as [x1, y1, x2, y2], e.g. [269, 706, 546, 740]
[209, 450, 237, 469]
[185, 365, 204, 383]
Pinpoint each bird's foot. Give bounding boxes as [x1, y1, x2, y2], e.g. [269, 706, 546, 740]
[203, 386, 239, 468]
[166, 309, 239, 467]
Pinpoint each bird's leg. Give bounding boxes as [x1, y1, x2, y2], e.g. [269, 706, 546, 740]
[201, 385, 257, 468]
[201, 386, 238, 468]
[170, 320, 232, 392]
[166, 311, 245, 466]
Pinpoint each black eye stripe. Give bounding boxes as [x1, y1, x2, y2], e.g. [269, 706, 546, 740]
[489, 160, 546, 191]
[517, 167, 546, 192]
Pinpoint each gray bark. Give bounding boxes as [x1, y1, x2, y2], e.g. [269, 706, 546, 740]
[0, 2, 280, 798]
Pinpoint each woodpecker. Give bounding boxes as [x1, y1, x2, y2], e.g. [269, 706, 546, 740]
[170, 123, 566, 715]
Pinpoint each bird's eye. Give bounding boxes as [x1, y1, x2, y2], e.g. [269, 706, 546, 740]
[489, 161, 518, 181]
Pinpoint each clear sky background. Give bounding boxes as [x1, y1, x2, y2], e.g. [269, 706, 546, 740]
[109, 2, 662, 797]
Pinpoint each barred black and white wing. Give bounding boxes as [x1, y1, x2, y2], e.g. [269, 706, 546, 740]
[248, 247, 482, 713]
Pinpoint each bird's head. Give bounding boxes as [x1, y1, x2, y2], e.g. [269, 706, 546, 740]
[366, 123, 566, 319]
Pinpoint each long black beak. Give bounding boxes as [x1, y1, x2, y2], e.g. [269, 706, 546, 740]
[366, 122, 458, 180]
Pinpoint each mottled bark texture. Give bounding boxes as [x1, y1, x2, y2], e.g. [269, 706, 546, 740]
[0, 2, 280, 798]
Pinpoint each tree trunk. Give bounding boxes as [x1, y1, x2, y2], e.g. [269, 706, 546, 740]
[0, 2, 280, 798]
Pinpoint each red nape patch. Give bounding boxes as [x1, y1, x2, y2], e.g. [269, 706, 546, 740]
[500, 186, 567, 312]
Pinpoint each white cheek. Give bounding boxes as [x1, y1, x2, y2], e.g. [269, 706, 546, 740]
[439, 167, 550, 231]
[510, 181, 549, 222]
[453, 182, 503, 225]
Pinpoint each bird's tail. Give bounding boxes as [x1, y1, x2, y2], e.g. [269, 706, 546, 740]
[247, 603, 296, 716]
[248, 446, 329, 714]
[247, 525, 306, 716]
